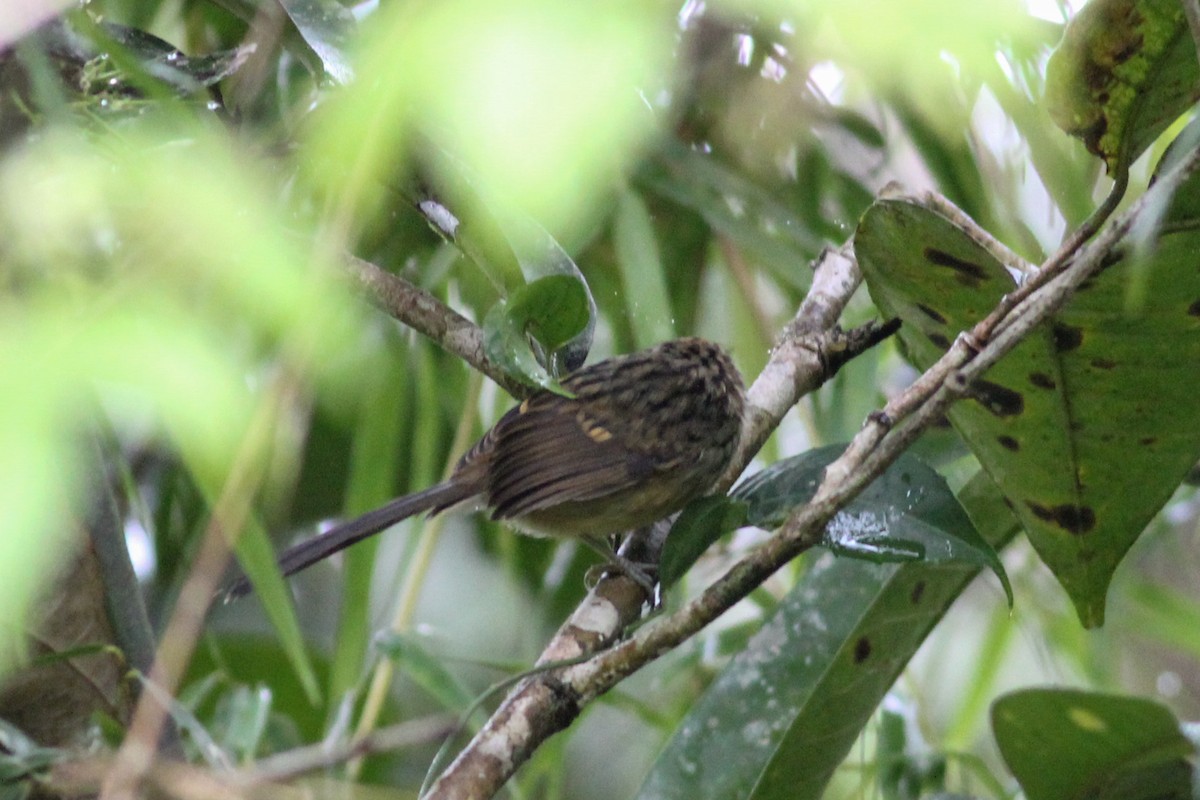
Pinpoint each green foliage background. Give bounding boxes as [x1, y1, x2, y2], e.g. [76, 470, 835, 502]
[2, 0, 1199, 798]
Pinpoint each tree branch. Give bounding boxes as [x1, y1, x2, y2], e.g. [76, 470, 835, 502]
[423, 139, 1200, 799]
[342, 255, 529, 398]
[424, 243, 873, 798]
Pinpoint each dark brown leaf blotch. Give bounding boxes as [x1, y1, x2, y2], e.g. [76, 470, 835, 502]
[1052, 323, 1083, 353]
[969, 380, 1025, 417]
[910, 580, 926, 605]
[1026, 501, 1096, 535]
[923, 247, 989, 287]
[997, 435, 1020, 451]
[916, 303, 948, 324]
[1028, 372, 1057, 390]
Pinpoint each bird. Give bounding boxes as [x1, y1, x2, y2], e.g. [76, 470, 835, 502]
[223, 337, 745, 600]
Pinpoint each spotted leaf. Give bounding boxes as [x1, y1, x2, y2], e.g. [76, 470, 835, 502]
[855, 197, 1200, 626]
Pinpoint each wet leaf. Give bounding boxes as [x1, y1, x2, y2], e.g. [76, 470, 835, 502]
[732, 445, 1010, 602]
[637, 471, 1020, 800]
[482, 274, 590, 395]
[278, 0, 357, 84]
[639, 141, 822, 285]
[41, 19, 253, 97]
[412, 149, 597, 371]
[375, 633, 475, 712]
[855, 196, 1200, 626]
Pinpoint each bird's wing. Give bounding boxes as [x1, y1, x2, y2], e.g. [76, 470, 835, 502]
[484, 396, 657, 520]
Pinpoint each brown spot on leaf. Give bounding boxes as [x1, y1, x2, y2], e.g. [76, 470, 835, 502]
[997, 435, 1020, 452]
[916, 303, 947, 324]
[1026, 502, 1096, 535]
[854, 637, 871, 663]
[1052, 323, 1083, 353]
[1090, 357, 1117, 370]
[1029, 372, 1056, 390]
[911, 581, 926, 605]
[1111, 37, 1141, 65]
[969, 380, 1024, 417]
[928, 331, 951, 350]
[1140, 437, 1157, 446]
[924, 247, 989, 287]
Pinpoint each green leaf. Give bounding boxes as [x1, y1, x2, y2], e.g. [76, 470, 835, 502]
[1154, 115, 1200, 228]
[639, 141, 822, 285]
[731, 445, 1010, 603]
[374, 633, 476, 713]
[483, 274, 591, 394]
[277, 0, 357, 84]
[329, 335, 414, 704]
[613, 189, 677, 347]
[0, 720, 63, 783]
[411, 152, 598, 371]
[636, 471, 1020, 800]
[992, 688, 1195, 800]
[212, 683, 274, 763]
[855, 197, 1200, 627]
[659, 496, 748, 590]
[42, 18, 253, 99]
[876, 704, 948, 799]
[228, 520, 322, 705]
[187, 636, 331, 745]
[1045, 0, 1200, 174]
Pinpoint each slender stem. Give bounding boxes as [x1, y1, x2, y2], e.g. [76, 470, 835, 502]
[349, 369, 485, 773]
[718, 236, 777, 347]
[100, 373, 299, 800]
[1182, 0, 1200, 60]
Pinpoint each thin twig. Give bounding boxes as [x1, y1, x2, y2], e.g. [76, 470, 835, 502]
[342, 255, 529, 398]
[974, 166, 1128, 343]
[348, 370, 485, 776]
[99, 374, 300, 800]
[49, 716, 456, 799]
[239, 714, 459, 785]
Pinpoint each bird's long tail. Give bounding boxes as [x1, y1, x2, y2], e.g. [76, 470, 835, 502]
[223, 479, 477, 601]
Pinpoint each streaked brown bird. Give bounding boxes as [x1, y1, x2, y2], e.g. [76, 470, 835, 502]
[224, 337, 744, 599]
